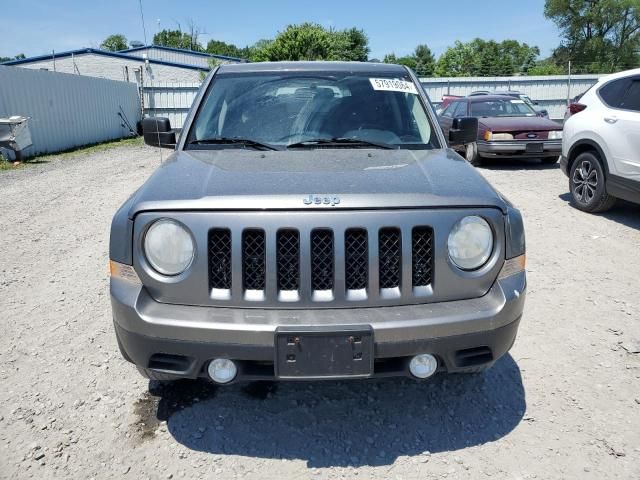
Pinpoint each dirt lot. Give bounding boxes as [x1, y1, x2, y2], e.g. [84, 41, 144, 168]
[0, 144, 638, 480]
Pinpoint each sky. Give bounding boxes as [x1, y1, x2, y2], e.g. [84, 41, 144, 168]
[0, 0, 561, 60]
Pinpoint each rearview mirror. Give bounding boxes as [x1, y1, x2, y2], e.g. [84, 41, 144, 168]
[448, 117, 478, 146]
[142, 117, 176, 149]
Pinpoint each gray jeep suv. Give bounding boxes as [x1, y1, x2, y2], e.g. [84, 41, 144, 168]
[110, 62, 526, 384]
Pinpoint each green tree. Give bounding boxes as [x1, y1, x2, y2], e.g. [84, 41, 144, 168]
[252, 23, 333, 61]
[250, 23, 370, 62]
[414, 44, 436, 76]
[247, 39, 274, 61]
[100, 34, 128, 52]
[153, 29, 203, 51]
[435, 39, 540, 76]
[382, 53, 398, 64]
[395, 56, 417, 70]
[206, 39, 250, 58]
[544, 0, 640, 73]
[382, 45, 435, 75]
[0, 53, 25, 63]
[434, 41, 474, 76]
[527, 60, 566, 75]
[331, 27, 370, 61]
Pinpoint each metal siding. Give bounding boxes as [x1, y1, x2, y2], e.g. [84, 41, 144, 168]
[143, 81, 201, 128]
[0, 66, 141, 156]
[128, 47, 238, 68]
[420, 74, 602, 120]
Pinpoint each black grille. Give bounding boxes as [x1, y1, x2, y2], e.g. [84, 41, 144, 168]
[379, 228, 401, 289]
[412, 227, 433, 287]
[311, 229, 334, 290]
[208, 229, 232, 290]
[242, 229, 266, 290]
[345, 229, 368, 290]
[277, 229, 300, 291]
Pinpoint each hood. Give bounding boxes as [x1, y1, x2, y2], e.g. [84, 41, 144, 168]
[127, 148, 507, 216]
[478, 116, 561, 132]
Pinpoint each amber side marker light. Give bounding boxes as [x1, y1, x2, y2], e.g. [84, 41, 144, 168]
[498, 254, 526, 279]
[109, 260, 141, 284]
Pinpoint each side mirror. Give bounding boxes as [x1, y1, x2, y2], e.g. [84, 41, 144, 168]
[142, 117, 176, 149]
[448, 117, 478, 146]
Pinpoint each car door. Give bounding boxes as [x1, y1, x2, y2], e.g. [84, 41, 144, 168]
[438, 101, 458, 138]
[598, 76, 640, 179]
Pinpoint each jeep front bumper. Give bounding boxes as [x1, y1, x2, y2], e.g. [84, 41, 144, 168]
[111, 272, 526, 382]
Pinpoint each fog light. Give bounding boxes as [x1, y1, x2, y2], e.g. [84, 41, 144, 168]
[207, 358, 237, 384]
[409, 354, 438, 379]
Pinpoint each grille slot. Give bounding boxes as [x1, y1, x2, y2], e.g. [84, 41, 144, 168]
[311, 229, 334, 291]
[208, 229, 232, 290]
[277, 229, 300, 291]
[345, 228, 368, 290]
[379, 228, 402, 289]
[242, 229, 266, 290]
[412, 227, 434, 287]
[206, 220, 436, 306]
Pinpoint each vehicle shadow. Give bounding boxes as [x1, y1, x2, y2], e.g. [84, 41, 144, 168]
[558, 193, 640, 230]
[479, 158, 560, 171]
[142, 355, 525, 468]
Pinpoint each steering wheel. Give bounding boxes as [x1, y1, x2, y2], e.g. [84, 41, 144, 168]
[357, 123, 382, 132]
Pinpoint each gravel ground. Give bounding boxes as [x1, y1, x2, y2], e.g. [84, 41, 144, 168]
[0, 144, 639, 480]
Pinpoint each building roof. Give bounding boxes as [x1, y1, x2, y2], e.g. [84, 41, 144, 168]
[118, 44, 246, 63]
[0, 48, 210, 71]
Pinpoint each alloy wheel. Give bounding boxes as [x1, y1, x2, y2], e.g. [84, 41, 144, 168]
[572, 159, 598, 204]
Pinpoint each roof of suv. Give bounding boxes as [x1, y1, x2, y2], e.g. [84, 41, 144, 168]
[596, 67, 640, 83]
[466, 94, 520, 103]
[217, 61, 409, 75]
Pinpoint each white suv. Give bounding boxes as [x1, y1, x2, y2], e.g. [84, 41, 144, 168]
[561, 68, 640, 213]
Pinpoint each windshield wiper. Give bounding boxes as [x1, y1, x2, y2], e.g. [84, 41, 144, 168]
[286, 137, 396, 150]
[188, 137, 279, 151]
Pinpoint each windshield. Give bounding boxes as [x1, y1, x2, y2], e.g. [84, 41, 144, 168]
[470, 99, 537, 117]
[187, 71, 438, 149]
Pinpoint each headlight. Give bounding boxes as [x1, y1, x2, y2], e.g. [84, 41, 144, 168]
[447, 216, 493, 270]
[490, 133, 514, 141]
[548, 130, 563, 139]
[144, 219, 195, 275]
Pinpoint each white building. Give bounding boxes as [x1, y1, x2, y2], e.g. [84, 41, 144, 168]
[1, 46, 244, 84]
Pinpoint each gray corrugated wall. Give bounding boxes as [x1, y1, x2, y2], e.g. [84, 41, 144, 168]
[143, 81, 201, 129]
[0, 66, 141, 156]
[419, 74, 603, 120]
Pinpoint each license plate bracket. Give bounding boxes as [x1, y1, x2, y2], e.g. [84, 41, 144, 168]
[526, 142, 544, 153]
[275, 326, 374, 379]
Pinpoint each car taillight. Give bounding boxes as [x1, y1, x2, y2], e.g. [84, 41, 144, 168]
[569, 103, 587, 115]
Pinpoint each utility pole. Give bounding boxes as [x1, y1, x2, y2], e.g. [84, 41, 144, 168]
[567, 60, 572, 105]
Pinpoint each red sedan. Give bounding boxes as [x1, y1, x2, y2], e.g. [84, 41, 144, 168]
[439, 95, 563, 166]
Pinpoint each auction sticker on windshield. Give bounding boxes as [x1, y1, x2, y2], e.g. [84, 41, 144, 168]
[369, 78, 418, 95]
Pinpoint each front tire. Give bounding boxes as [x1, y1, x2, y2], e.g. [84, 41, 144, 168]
[464, 142, 482, 166]
[569, 152, 616, 213]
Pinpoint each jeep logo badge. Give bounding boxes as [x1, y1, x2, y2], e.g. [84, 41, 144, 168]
[303, 194, 341, 206]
